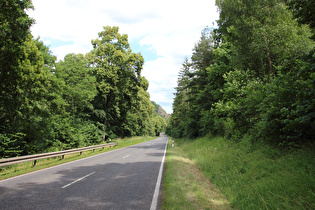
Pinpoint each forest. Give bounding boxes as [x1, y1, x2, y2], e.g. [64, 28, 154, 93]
[167, 0, 314, 148]
[1, 0, 314, 159]
[0, 0, 166, 158]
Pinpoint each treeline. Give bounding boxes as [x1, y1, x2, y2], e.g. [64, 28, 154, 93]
[167, 0, 314, 147]
[0, 0, 166, 158]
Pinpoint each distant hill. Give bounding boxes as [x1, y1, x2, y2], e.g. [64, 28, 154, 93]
[151, 101, 170, 119]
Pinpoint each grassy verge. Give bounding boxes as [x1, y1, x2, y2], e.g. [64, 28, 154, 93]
[162, 139, 231, 209]
[0, 136, 157, 180]
[173, 136, 315, 209]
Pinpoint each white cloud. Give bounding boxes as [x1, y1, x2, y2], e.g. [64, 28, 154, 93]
[28, 0, 219, 113]
[52, 45, 89, 61]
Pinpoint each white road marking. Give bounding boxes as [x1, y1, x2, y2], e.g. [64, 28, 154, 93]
[61, 171, 95, 189]
[150, 138, 168, 210]
[123, 154, 130, 159]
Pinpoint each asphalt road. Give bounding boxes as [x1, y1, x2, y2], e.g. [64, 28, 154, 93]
[0, 134, 168, 210]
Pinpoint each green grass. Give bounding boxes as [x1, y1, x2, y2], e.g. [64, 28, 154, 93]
[0, 136, 157, 180]
[162, 139, 231, 209]
[173, 136, 315, 209]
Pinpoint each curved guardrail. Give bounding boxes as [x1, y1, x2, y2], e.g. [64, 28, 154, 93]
[0, 142, 117, 167]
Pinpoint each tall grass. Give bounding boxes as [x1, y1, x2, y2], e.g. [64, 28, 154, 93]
[162, 139, 230, 209]
[176, 136, 315, 209]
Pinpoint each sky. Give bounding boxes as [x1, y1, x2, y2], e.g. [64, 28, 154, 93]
[27, 0, 219, 113]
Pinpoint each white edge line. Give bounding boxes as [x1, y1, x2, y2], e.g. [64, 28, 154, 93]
[62, 171, 95, 189]
[150, 137, 168, 210]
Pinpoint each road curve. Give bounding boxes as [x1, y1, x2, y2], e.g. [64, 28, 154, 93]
[0, 134, 168, 210]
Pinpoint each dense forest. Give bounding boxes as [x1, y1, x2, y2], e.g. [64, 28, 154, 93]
[167, 0, 314, 147]
[0, 0, 166, 158]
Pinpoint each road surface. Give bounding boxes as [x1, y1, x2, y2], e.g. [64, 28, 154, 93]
[0, 134, 168, 210]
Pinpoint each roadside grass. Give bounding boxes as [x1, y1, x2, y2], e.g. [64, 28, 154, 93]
[174, 136, 315, 209]
[162, 139, 231, 210]
[0, 136, 157, 180]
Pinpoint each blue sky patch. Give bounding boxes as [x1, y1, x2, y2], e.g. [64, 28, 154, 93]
[42, 37, 74, 48]
[130, 39, 160, 62]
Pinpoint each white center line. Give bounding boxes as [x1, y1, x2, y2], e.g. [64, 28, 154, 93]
[62, 171, 95, 189]
[123, 154, 130, 159]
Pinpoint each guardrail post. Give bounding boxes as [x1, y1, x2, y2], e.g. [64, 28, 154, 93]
[80, 152, 82, 156]
[62, 155, 65, 159]
[33, 160, 37, 167]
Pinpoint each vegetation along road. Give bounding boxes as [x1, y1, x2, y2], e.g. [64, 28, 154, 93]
[0, 135, 168, 210]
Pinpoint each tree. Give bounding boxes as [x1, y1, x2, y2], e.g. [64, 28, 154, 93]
[0, 0, 35, 134]
[55, 54, 97, 117]
[88, 26, 144, 140]
[216, 0, 313, 77]
[124, 77, 158, 136]
[185, 28, 216, 137]
[168, 59, 189, 137]
[0, 34, 54, 156]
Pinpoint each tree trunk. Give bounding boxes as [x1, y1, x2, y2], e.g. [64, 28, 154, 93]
[102, 118, 107, 142]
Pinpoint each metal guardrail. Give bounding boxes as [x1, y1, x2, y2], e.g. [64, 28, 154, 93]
[0, 142, 117, 167]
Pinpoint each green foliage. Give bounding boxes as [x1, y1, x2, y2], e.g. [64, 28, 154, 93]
[55, 53, 97, 117]
[0, 0, 34, 76]
[152, 115, 167, 136]
[167, 60, 191, 138]
[124, 85, 156, 137]
[88, 26, 144, 139]
[214, 70, 264, 139]
[253, 56, 315, 146]
[0, 34, 54, 155]
[0, 133, 25, 158]
[216, 0, 313, 76]
[0, 0, 34, 126]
